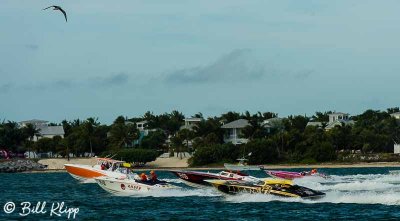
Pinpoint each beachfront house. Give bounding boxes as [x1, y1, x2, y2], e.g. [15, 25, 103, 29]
[19, 119, 65, 141]
[262, 117, 284, 133]
[134, 120, 153, 146]
[306, 112, 354, 130]
[221, 119, 250, 145]
[394, 143, 400, 154]
[136, 120, 148, 131]
[390, 112, 400, 120]
[325, 112, 354, 130]
[180, 117, 202, 131]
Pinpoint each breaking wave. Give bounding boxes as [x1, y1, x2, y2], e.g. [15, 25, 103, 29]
[225, 173, 400, 205]
[111, 187, 221, 198]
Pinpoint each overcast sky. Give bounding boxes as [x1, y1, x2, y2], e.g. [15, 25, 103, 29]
[1, 0, 399, 123]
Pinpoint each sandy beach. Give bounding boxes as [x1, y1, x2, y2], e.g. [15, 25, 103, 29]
[38, 156, 190, 170]
[36, 157, 400, 172]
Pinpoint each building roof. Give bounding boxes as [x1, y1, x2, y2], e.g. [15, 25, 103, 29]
[19, 119, 48, 124]
[328, 112, 349, 116]
[325, 120, 355, 130]
[38, 125, 65, 136]
[221, 119, 250, 129]
[262, 118, 283, 127]
[184, 118, 202, 122]
[136, 120, 148, 124]
[180, 124, 197, 131]
[390, 112, 400, 116]
[306, 122, 324, 127]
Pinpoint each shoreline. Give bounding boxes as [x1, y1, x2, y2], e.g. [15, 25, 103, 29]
[19, 161, 400, 173]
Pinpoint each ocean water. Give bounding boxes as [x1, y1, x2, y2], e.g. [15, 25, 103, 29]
[1, 167, 400, 220]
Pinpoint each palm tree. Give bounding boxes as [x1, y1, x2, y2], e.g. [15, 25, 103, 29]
[109, 120, 139, 149]
[81, 117, 99, 156]
[178, 128, 194, 156]
[23, 123, 40, 158]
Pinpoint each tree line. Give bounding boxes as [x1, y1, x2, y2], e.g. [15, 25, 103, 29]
[0, 108, 399, 165]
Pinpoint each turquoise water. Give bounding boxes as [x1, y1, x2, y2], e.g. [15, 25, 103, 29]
[1, 168, 400, 220]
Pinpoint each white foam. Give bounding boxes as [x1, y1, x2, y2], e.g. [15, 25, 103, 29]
[224, 172, 400, 205]
[224, 190, 400, 206]
[112, 187, 221, 198]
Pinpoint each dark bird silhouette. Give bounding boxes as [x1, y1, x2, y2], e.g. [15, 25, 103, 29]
[43, 6, 67, 22]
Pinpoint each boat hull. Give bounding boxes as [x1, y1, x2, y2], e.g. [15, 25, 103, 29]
[224, 163, 261, 171]
[170, 170, 221, 186]
[206, 180, 325, 199]
[266, 170, 328, 180]
[266, 170, 303, 180]
[64, 164, 126, 182]
[170, 170, 253, 187]
[95, 177, 177, 195]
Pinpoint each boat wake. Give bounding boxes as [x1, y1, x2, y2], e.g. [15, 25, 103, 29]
[111, 187, 221, 198]
[225, 173, 400, 205]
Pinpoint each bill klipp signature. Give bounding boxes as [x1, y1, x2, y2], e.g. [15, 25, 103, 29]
[3, 201, 79, 219]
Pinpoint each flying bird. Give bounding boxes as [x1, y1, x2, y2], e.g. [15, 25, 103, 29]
[43, 6, 67, 22]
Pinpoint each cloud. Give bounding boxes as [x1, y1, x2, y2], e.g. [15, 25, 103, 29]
[294, 69, 314, 79]
[25, 44, 39, 50]
[164, 49, 314, 84]
[92, 73, 129, 87]
[13, 73, 131, 92]
[0, 83, 14, 93]
[165, 49, 266, 84]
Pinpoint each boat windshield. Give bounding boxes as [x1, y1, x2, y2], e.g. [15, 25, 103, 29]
[96, 158, 125, 171]
[220, 172, 229, 177]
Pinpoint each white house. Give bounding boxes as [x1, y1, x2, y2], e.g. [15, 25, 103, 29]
[394, 143, 400, 154]
[307, 112, 354, 130]
[136, 120, 148, 131]
[19, 119, 48, 128]
[390, 112, 400, 120]
[221, 119, 250, 145]
[262, 117, 284, 133]
[180, 117, 202, 130]
[325, 112, 354, 130]
[19, 119, 65, 141]
[328, 112, 350, 122]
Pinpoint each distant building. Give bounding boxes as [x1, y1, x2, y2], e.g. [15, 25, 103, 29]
[390, 112, 400, 120]
[328, 112, 350, 122]
[221, 119, 250, 145]
[306, 112, 354, 130]
[306, 121, 324, 128]
[394, 143, 400, 154]
[136, 120, 148, 131]
[19, 119, 48, 128]
[19, 119, 65, 141]
[325, 112, 354, 130]
[262, 117, 284, 133]
[180, 117, 202, 131]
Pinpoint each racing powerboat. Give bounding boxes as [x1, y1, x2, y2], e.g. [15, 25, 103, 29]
[64, 157, 128, 182]
[205, 179, 325, 199]
[265, 170, 329, 180]
[95, 174, 178, 195]
[170, 170, 260, 188]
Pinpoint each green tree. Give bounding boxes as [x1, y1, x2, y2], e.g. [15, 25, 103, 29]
[109, 116, 139, 149]
[116, 149, 158, 166]
[140, 130, 167, 150]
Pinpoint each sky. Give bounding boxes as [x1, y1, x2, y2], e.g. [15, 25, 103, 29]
[1, 0, 400, 124]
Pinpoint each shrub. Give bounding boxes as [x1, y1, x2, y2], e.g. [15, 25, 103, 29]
[242, 139, 279, 164]
[115, 149, 159, 166]
[190, 143, 239, 166]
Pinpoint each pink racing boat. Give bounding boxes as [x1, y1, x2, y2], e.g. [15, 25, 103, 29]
[265, 170, 328, 180]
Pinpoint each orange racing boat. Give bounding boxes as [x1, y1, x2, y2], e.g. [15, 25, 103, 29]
[64, 157, 127, 182]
